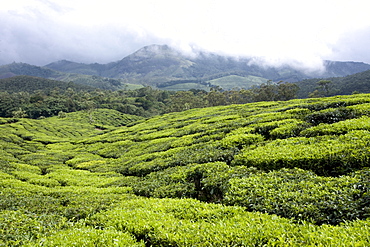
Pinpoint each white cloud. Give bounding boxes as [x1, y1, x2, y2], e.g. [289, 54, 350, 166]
[326, 27, 370, 63]
[1, 0, 370, 68]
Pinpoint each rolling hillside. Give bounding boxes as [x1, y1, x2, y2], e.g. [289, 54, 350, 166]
[1, 94, 370, 246]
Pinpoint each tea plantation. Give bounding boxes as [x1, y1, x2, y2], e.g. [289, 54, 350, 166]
[1, 96, 370, 246]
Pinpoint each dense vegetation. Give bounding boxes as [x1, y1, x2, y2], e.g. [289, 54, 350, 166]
[2, 45, 370, 91]
[0, 63, 138, 91]
[2, 64, 370, 121]
[1, 93, 370, 246]
[0, 76, 96, 93]
[44, 45, 370, 88]
[0, 77, 299, 119]
[295, 69, 370, 98]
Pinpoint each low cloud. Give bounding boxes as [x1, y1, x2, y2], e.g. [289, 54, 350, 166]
[1, 0, 370, 71]
[0, 6, 158, 65]
[325, 27, 370, 64]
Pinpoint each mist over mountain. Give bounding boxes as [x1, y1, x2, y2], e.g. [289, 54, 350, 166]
[44, 45, 370, 89]
[2, 44, 370, 91]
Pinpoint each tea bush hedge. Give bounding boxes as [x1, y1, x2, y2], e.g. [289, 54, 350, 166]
[232, 130, 370, 176]
[87, 197, 370, 246]
[224, 168, 368, 225]
[2, 94, 370, 245]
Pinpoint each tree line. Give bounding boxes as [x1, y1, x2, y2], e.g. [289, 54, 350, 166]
[0, 81, 300, 119]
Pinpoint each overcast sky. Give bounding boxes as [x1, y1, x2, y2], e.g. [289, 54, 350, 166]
[1, 0, 370, 71]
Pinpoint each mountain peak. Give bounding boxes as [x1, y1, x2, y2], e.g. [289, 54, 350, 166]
[128, 44, 182, 60]
[142, 44, 171, 51]
[6, 44, 370, 90]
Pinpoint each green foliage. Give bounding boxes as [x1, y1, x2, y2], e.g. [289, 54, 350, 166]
[301, 116, 370, 137]
[251, 118, 307, 139]
[208, 74, 267, 90]
[224, 168, 368, 225]
[0, 210, 68, 247]
[297, 69, 370, 98]
[232, 130, 370, 176]
[221, 133, 264, 148]
[12, 170, 61, 187]
[166, 90, 207, 112]
[87, 197, 370, 246]
[2, 93, 370, 246]
[12, 107, 28, 118]
[251, 81, 299, 101]
[46, 168, 122, 187]
[1, 77, 301, 119]
[0, 83, 166, 118]
[26, 227, 144, 247]
[305, 107, 360, 125]
[269, 119, 308, 139]
[116, 162, 249, 201]
[0, 75, 95, 93]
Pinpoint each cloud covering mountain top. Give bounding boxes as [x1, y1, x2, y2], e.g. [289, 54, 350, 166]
[1, 0, 370, 71]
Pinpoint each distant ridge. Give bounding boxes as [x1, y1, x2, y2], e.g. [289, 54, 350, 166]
[2, 44, 370, 91]
[0, 62, 129, 91]
[44, 44, 370, 89]
[295, 68, 370, 97]
[0, 75, 95, 93]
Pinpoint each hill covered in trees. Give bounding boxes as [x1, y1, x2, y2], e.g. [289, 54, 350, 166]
[1, 94, 370, 246]
[0, 62, 140, 91]
[44, 45, 370, 90]
[2, 68, 370, 121]
[0, 76, 95, 93]
[295, 69, 370, 97]
[2, 45, 370, 91]
[3, 71, 370, 120]
[0, 77, 301, 119]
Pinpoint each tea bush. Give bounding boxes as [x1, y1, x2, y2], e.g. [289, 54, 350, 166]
[224, 168, 368, 225]
[0, 210, 68, 247]
[221, 133, 264, 148]
[301, 116, 370, 137]
[2, 93, 370, 245]
[251, 119, 307, 139]
[26, 227, 144, 247]
[87, 197, 370, 246]
[232, 130, 370, 176]
[305, 107, 360, 125]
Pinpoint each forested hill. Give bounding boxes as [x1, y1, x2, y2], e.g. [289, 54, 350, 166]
[0, 75, 95, 93]
[2, 45, 370, 91]
[0, 62, 61, 79]
[44, 44, 370, 89]
[2, 71, 370, 120]
[0, 62, 132, 91]
[1, 94, 370, 246]
[295, 69, 370, 97]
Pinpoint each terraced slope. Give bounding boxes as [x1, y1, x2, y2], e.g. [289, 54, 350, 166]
[1, 96, 370, 246]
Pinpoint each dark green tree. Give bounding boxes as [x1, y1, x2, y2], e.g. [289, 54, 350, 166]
[206, 88, 227, 106]
[252, 80, 277, 101]
[167, 91, 206, 112]
[12, 108, 27, 118]
[276, 81, 299, 101]
[317, 80, 332, 95]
